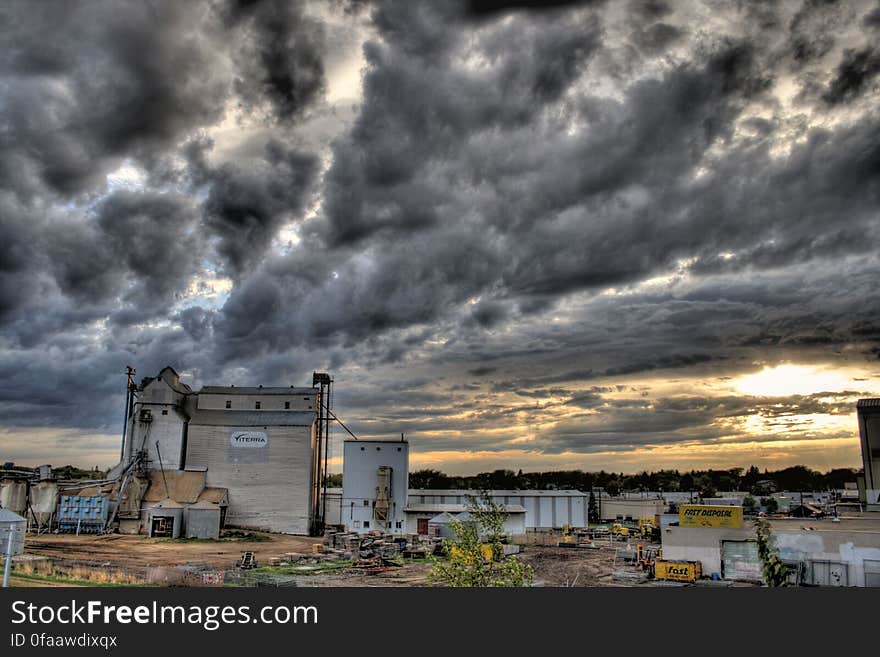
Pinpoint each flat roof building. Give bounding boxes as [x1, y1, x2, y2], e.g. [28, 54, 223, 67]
[857, 398, 880, 506]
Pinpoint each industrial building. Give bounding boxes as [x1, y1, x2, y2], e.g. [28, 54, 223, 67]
[662, 514, 880, 586]
[406, 490, 589, 529]
[89, 366, 333, 536]
[858, 398, 880, 507]
[599, 497, 665, 522]
[341, 439, 409, 534]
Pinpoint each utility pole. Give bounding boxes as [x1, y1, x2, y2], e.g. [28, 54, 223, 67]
[120, 366, 135, 461]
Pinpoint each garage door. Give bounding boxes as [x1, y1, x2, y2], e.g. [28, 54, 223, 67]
[721, 540, 762, 582]
[864, 560, 880, 587]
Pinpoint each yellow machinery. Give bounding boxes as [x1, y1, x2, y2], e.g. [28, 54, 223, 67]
[611, 523, 634, 540]
[558, 524, 575, 546]
[654, 559, 702, 583]
[638, 517, 659, 540]
[636, 543, 662, 572]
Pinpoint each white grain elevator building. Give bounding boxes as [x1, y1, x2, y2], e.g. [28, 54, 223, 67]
[117, 367, 326, 535]
[342, 439, 409, 534]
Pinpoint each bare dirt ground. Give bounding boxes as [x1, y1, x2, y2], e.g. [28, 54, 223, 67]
[17, 531, 646, 587]
[521, 545, 623, 587]
[23, 531, 320, 570]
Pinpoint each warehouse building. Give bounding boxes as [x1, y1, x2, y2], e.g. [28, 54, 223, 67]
[599, 497, 665, 522]
[111, 366, 326, 535]
[406, 489, 588, 529]
[662, 515, 880, 586]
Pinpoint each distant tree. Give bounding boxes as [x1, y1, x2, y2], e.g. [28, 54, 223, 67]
[694, 475, 716, 500]
[760, 497, 778, 513]
[325, 472, 342, 487]
[742, 465, 761, 490]
[680, 472, 695, 492]
[742, 496, 757, 513]
[588, 490, 599, 524]
[409, 469, 453, 489]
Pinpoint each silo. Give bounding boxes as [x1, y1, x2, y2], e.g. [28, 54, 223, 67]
[29, 482, 59, 531]
[147, 499, 183, 538]
[0, 480, 27, 515]
[184, 501, 221, 539]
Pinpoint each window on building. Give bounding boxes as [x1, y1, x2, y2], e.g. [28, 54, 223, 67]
[284, 401, 290, 409]
[255, 401, 261, 410]
[395, 521, 402, 529]
[363, 500, 369, 506]
[363, 521, 370, 528]
[225, 400, 231, 409]
[161, 409, 168, 415]
[353, 520, 361, 528]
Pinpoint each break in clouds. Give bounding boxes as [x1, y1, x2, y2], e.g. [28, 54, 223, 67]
[1, 0, 879, 473]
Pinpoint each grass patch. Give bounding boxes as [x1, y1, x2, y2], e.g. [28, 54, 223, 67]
[13, 560, 144, 586]
[11, 571, 138, 588]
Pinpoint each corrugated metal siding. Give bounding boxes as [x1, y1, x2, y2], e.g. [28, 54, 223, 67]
[185, 422, 315, 534]
[188, 410, 315, 426]
[721, 540, 762, 582]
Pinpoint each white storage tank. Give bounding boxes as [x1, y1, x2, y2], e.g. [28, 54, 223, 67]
[0, 480, 27, 515]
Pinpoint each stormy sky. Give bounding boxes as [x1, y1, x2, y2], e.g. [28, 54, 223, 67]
[1, 0, 879, 475]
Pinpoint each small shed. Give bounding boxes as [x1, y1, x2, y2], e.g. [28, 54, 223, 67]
[148, 498, 183, 538]
[0, 508, 26, 555]
[184, 500, 222, 539]
[426, 508, 527, 539]
[427, 512, 457, 538]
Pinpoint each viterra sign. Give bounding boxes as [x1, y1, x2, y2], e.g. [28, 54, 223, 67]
[230, 431, 268, 448]
[679, 504, 744, 529]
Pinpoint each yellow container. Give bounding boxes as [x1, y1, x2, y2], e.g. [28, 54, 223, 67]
[449, 544, 498, 562]
[654, 559, 702, 582]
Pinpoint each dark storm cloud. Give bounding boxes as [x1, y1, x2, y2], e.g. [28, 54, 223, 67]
[320, 2, 603, 245]
[0, 1, 231, 200]
[225, 0, 327, 122]
[190, 138, 319, 276]
[788, 0, 845, 65]
[631, 23, 686, 55]
[822, 46, 880, 104]
[2, 0, 879, 473]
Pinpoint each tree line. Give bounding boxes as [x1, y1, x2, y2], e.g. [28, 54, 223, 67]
[402, 465, 861, 497]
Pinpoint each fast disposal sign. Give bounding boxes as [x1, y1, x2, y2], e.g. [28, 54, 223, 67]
[679, 504, 744, 528]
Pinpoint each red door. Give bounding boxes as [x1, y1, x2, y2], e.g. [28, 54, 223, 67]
[417, 518, 429, 535]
